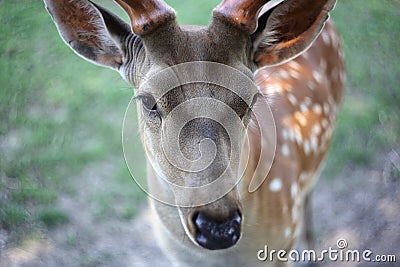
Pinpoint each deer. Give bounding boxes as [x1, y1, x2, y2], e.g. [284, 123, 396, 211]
[44, 0, 345, 266]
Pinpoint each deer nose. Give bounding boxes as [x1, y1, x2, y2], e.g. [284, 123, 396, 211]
[192, 210, 242, 250]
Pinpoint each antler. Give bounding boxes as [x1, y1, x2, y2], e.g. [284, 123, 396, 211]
[113, 0, 176, 35]
[213, 0, 272, 34]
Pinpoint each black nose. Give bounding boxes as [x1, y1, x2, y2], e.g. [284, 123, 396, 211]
[192, 210, 241, 250]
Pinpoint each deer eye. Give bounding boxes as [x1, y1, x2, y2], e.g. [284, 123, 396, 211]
[140, 94, 158, 112]
[136, 94, 161, 123]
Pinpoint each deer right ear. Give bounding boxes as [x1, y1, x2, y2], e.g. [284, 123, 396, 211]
[44, 0, 133, 70]
[251, 0, 336, 67]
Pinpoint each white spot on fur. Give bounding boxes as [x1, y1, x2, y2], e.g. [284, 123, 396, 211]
[292, 205, 298, 220]
[300, 172, 309, 182]
[320, 58, 327, 70]
[302, 51, 310, 60]
[303, 140, 311, 155]
[307, 81, 316, 90]
[269, 178, 283, 192]
[323, 103, 330, 114]
[279, 70, 289, 79]
[282, 128, 289, 140]
[294, 125, 303, 144]
[303, 97, 312, 106]
[284, 227, 292, 238]
[291, 183, 298, 198]
[295, 112, 307, 126]
[321, 31, 331, 45]
[288, 129, 296, 142]
[267, 84, 283, 94]
[312, 70, 323, 83]
[294, 195, 302, 206]
[310, 135, 319, 152]
[287, 93, 298, 105]
[281, 143, 290, 157]
[289, 69, 301, 79]
[300, 103, 308, 113]
[288, 61, 301, 70]
[312, 124, 321, 135]
[312, 104, 322, 115]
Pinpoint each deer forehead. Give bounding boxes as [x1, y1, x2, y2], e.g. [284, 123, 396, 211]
[136, 24, 250, 68]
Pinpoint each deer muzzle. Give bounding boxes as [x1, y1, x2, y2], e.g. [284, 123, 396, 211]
[192, 208, 242, 250]
[182, 192, 243, 250]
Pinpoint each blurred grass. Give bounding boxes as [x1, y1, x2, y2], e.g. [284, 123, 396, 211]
[0, 0, 143, 241]
[0, 0, 399, 246]
[326, 0, 400, 174]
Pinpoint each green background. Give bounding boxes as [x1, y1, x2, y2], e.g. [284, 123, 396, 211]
[0, 0, 399, 250]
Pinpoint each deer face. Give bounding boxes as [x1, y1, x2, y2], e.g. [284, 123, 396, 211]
[139, 83, 250, 249]
[45, 0, 336, 251]
[133, 33, 258, 249]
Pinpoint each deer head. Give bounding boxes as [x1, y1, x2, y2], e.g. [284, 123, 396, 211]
[45, 0, 336, 251]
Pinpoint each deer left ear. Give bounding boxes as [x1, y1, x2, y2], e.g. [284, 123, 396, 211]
[44, 0, 133, 70]
[251, 0, 336, 67]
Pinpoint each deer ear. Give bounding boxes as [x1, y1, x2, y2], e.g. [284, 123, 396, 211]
[251, 0, 336, 67]
[44, 0, 133, 70]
